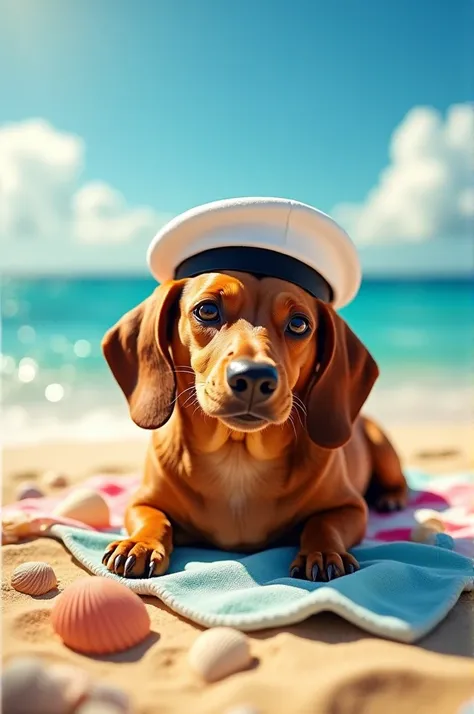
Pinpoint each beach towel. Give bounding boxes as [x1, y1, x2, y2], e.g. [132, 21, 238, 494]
[3, 468, 473, 643]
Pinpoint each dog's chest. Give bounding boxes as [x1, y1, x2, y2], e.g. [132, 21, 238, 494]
[194, 444, 286, 549]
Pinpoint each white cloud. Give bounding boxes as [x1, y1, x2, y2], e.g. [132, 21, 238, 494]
[1, 108, 472, 276]
[73, 182, 161, 244]
[0, 119, 170, 271]
[332, 103, 474, 243]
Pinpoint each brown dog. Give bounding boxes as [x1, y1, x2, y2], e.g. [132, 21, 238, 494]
[101, 272, 407, 581]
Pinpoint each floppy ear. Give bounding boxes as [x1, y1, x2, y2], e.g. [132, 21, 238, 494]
[304, 301, 379, 449]
[101, 279, 186, 430]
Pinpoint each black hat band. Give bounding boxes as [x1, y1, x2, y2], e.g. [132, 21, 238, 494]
[174, 246, 333, 302]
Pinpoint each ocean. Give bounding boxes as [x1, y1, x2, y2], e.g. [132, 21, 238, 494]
[1, 276, 473, 445]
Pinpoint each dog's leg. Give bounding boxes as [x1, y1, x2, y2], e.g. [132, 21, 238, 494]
[290, 502, 367, 582]
[362, 416, 408, 513]
[102, 505, 173, 578]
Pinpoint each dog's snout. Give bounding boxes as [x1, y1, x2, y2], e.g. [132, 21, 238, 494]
[226, 359, 278, 403]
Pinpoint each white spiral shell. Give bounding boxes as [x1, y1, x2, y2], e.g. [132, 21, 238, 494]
[188, 627, 252, 682]
[11, 561, 57, 596]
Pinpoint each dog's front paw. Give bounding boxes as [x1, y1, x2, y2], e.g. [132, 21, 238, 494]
[289, 551, 359, 582]
[102, 538, 170, 578]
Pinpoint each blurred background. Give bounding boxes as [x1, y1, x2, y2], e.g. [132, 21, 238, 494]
[1, 0, 473, 447]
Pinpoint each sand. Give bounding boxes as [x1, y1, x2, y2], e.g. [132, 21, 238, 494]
[2, 422, 474, 714]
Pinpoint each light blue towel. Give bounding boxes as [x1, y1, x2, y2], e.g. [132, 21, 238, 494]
[52, 524, 473, 643]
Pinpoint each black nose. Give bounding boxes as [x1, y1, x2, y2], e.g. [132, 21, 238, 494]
[226, 359, 278, 403]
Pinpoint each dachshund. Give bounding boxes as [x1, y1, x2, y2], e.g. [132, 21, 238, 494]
[101, 272, 408, 582]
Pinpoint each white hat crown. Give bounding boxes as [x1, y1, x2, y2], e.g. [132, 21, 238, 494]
[147, 197, 361, 309]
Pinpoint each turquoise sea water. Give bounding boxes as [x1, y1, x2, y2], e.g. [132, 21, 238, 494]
[1, 276, 473, 444]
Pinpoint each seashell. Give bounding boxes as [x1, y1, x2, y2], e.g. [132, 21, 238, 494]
[1, 656, 68, 714]
[83, 683, 132, 713]
[188, 627, 252, 682]
[2, 511, 39, 544]
[225, 707, 261, 714]
[2, 511, 73, 545]
[43, 470, 68, 488]
[51, 576, 151, 655]
[15, 482, 44, 500]
[11, 561, 57, 595]
[48, 663, 91, 710]
[414, 508, 445, 533]
[52, 488, 110, 528]
[410, 524, 438, 545]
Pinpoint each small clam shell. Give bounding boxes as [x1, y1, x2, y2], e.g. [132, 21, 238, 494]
[16, 482, 44, 500]
[53, 488, 110, 528]
[414, 508, 445, 533]
[11, 561, 57, 596]
[410, 524, 438, 544]
[1, 657, 68, 714]
[43, 470, 68, 488]
[51, 577, 151, 655]
[188, 627, 252, 682]
[2, 511, 35, 544]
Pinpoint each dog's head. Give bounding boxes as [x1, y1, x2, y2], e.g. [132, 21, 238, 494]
[102, 272, 379, 448]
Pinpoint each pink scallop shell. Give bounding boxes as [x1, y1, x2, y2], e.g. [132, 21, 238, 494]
[51, 577, 151, 655]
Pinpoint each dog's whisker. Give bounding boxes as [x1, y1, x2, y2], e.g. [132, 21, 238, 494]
[293, 403, 307, 428]
[169, 385, 196, 408]
[180, 394, 201, 414]
[182, 391, 198, 408]
[288, 414, 297, 439]
[292, 405, 305, 430]
[176, 385, 196, 399]
[292, 393, 306, 409]
[180, 387, 201, 409]
[292, 394, 307, 416]
[192, 402, 204, 418]
[294, 403, 307, 419]
[291, 396, 307, 427]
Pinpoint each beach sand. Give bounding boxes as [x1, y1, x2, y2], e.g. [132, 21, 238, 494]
[2, 422, 474, 714]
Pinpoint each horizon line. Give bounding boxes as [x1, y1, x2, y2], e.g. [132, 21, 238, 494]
[2, 272, 473, 284]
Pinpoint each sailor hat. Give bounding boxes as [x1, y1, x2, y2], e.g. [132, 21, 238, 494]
[147, 197, 361, 309]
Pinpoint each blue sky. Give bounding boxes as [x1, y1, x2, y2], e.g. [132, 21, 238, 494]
[0, 0, 472, 276]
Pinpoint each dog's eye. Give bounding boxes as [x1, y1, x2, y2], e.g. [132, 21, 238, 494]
[286, 315, 310, 336]
[194, 301, 220, 323]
